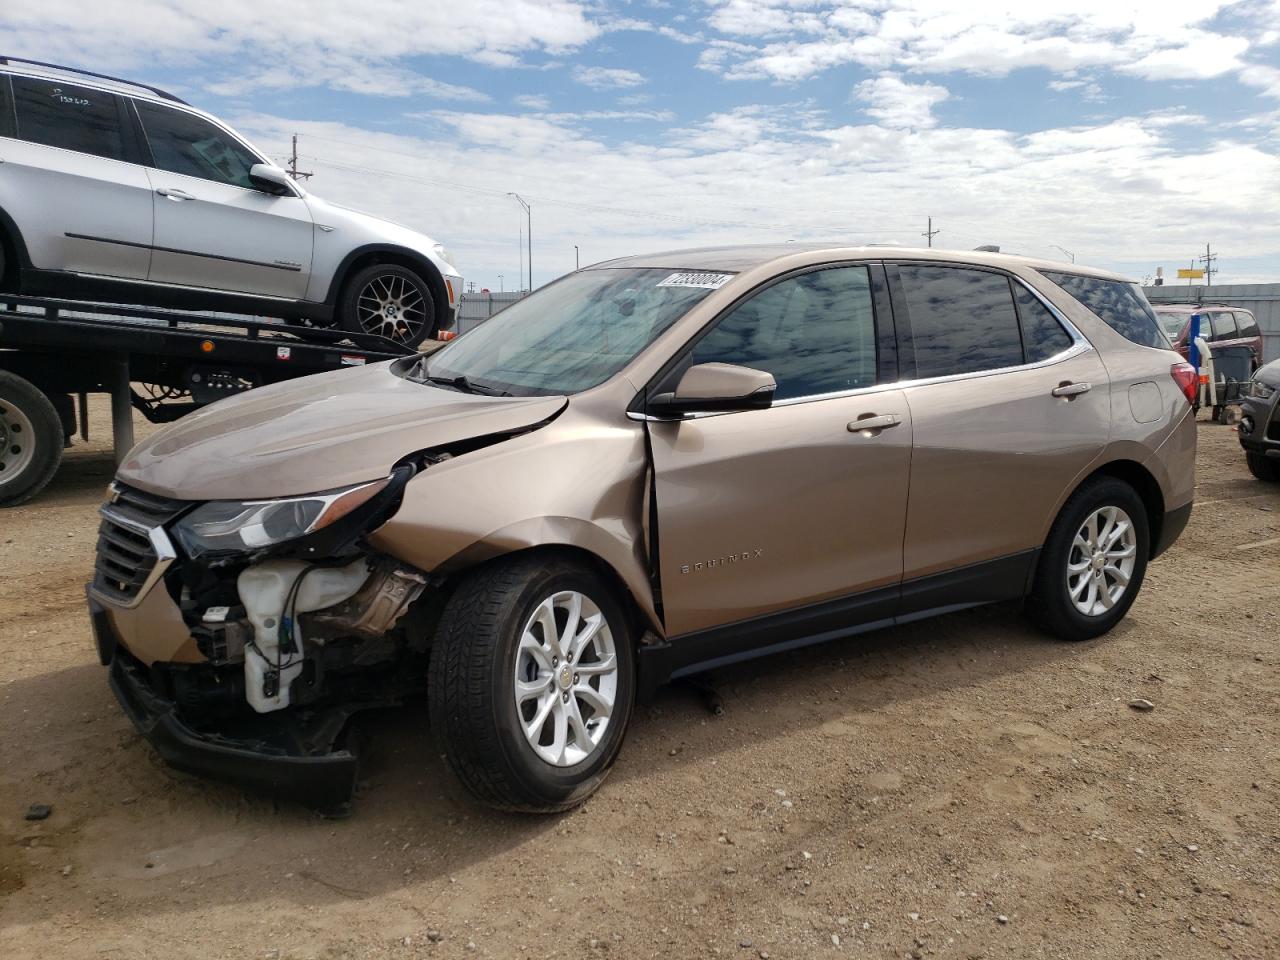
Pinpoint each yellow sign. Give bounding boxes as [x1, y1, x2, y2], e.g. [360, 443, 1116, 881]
[1177, 268, 1205, 279]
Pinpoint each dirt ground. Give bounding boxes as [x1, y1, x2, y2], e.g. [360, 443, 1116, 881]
[0, 398, 1277, 960]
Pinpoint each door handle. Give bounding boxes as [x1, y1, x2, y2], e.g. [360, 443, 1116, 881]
[848, 413, 902, 434]
[1051, 381, 1091, 399]
[156, 188, 195, 201]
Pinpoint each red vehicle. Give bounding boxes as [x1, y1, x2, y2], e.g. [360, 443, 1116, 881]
[1152, 303, 1264, 370]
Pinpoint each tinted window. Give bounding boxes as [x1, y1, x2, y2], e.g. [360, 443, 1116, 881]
[899, 265, 1023, 378]
[1235, 311, 1261, 338]
[1154, 310, 1188, 340]
[11, 76, 124, 161]
[135, 101, 260, 188]
[1013, 284, 1073, 362]
[1209, 311, 1238, 341]
[688, 266, 877, 401]
[0, 75, 15, 138]
[1042, 272, 1168, 349]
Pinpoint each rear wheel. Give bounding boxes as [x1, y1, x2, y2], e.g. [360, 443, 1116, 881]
[1027, 477, 1149, 642]
[0, 372, 63, 507]
[1246, 451, 1280, 481]
[337, 263, 436, 345]
[428, 554, 635, 812]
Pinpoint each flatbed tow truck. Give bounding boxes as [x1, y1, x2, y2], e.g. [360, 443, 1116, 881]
[0, 293, 416, 506]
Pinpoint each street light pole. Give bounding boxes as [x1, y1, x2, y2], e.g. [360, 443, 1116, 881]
[508, 192, 532, 291]
[1051, 243, 1076, 264]
[574, 245, 580, 270]
[498, 274, 504, 293]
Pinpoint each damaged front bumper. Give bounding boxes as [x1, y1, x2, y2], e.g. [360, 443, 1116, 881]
[90, 591, 360, 813]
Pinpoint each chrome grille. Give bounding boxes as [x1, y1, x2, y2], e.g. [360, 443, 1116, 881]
[92, 484, 186, 605]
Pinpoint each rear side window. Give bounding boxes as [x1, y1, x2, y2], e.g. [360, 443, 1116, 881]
[898, 265, 1024, 378]
[11, 75, 124, 161]
[1154, 310, 1188, 341]
[135, 101, 261, 188]
[1209, 311, 1238, 341]
[1235, 311, 1261, 338]
[689, 265, 877, 401]
[1041, 272, 1168, 349]
[1012, 284, 1073, 362]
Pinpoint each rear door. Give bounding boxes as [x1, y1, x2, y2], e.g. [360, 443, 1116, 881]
[0, 73, 152, 279]
[648, 263, 912, 638]
[133, 100, 313, 299]
[890, 263, 1108, 598]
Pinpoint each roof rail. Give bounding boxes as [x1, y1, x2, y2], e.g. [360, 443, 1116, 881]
[0, 56, 189, 105]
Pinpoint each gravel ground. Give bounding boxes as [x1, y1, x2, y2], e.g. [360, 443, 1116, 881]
[0, 400, 1277, 960]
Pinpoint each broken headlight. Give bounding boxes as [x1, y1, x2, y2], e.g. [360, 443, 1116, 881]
[172, 479, 390, 559]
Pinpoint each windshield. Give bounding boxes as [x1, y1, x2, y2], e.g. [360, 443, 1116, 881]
[1153, 310, 1188, 339]
[415, 268, 728, 396]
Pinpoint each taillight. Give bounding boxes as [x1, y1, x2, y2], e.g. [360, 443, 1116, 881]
[1170, 362, 1197, 406]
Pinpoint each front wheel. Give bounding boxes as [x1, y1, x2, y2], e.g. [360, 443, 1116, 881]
[337, 263, 436, 345]
[428, 554, 636, 812]
[1246, 451, 1280, 481]
[1027, 477, 1150, 642]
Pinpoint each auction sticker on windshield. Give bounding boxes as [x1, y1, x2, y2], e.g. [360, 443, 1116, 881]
[656, 272, 735, 289]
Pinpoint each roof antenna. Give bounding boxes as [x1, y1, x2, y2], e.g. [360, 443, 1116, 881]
[973, 244, 1001, 253]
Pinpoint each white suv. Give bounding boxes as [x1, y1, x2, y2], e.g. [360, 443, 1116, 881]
[0, 57, 462, 343]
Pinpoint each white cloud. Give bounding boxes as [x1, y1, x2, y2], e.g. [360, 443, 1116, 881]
[854, 73, 949, 129]
[698, 0, 1258, 85]
[514, 94, 552, 110]
[244, 102, 1280, 290]
[0, 0, 601, 97]
[572, 65, 647, 89]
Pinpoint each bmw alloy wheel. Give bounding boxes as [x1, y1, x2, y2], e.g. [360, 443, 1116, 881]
[356, 273, 429, 341]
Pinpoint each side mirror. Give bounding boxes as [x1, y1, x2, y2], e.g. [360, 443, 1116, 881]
[648, 362, 776, 417]
[248, 163, 295, 196]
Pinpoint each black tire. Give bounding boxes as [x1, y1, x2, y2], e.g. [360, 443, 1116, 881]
[0, 371, 64, 507]
[336, 263, 436, 346]
[1027, 477, 1150, 642]
[1246, 451, 1280, 481]
[428, 554, 636, 812]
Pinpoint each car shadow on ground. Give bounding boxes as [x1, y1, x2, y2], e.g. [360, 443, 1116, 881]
[0, 597, 1104, 925]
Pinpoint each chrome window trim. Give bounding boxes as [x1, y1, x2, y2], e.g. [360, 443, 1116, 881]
[628, 272, 1093, 421]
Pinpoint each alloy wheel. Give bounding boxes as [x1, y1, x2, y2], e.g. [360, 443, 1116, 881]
[513, 590, 619, 767]
[356, 273, 428, 342]
[1067, 505, 1138, 617]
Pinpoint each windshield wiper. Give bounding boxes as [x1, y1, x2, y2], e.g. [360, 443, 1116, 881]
[422, 373, 512, 397]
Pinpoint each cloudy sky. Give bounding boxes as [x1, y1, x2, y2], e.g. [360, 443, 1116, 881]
[5, 0, 1280, 288]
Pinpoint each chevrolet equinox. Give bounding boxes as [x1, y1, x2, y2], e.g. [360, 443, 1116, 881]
[88, 245, 1196, 812]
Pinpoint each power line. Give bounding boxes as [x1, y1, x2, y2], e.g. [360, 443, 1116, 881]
[1199, 243, 1217, 286]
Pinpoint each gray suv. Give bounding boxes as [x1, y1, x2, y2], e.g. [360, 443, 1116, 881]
[0, 57, 462, 343]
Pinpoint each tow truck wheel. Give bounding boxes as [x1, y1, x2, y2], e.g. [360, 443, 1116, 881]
[428, 553, 636, 812]
[1246, 451, 1280, 481]
[337, 264, 436, 346]
[0, 371, 64, 508]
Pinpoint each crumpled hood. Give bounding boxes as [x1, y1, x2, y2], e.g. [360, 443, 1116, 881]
[119, 361, 566, 500]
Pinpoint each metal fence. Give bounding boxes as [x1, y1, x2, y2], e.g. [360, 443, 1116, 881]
[1143, 282, 1280, 364]
[455, 291, 529, 335]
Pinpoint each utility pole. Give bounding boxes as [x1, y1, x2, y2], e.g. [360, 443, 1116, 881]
[921, 216, 940, 248]
[508, 193, 532, 291]
[286, 134, 312, 181]
[574, 244, 580, 270]
[1199, 243, 1217, 286]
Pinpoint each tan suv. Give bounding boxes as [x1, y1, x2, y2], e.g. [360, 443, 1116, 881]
[87, 245, 1196, 812]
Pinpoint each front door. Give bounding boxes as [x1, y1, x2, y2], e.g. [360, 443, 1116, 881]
[648, 264, 913, 638]
[133, 100, 313, 299]
[3, 75, 152, 280]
